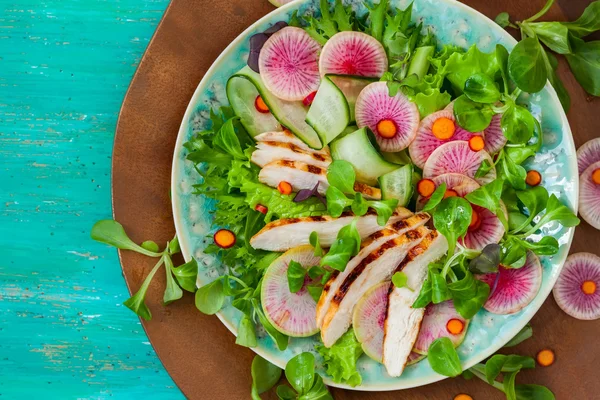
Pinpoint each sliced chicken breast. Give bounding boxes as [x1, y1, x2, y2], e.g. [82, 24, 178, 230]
[320, 226, 431, 348]
[382, 231, 449, 377]
[258, 160, 381, 200]
[251, 141, 332, 168]
[255, 131, 330, 154]
[250, 207, 414, 252]
[316, 212, 430, 327]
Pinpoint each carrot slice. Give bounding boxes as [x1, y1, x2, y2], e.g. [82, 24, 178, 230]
[526, 170, 542, 186]
[444, 189, 459, 199]
[303, 91, 317, 106]
[417, 179, 436, 197]
[446, 318, 465, 335]
[255, 95, 270, 113]
[255, 204, 268, 215]
[468, 135, 485, 152]
[432, 117, 455, 140]
[454, 394, 473, 400]
[277, 181, 293, 195]
[536, 349, 555, 367]
[214, 229, 236, 249]
[376, 119, 398, 138]
[592, 168, 600, 185]
[469, 210, 481, 231]
[582, 280, 597, 295]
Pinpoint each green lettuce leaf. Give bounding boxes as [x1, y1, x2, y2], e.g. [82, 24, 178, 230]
[433, 44, 500, 93]
[317, 330, 363, 387]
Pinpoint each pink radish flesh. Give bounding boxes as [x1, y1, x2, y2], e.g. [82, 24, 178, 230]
[478, 252, 542, 315]
[423, 140, 497, 185]
[484, 113, 507, 155]
[579, 161, 600, 230]
[261, 246, 321, 336]
[319, 31, 388, 77]
[416, 173, 480, 210]
[407, 351, 426, 366]
[553, 252, 600, 320]
[355, 81, 420, 152]
[258, 27, 321, 101]
[352, 282, 390, 362]
[413, 300, 468, 354]
[462, 205, 505, 251]
[577, 138, 600, 174]
[409, 109, 481, 169]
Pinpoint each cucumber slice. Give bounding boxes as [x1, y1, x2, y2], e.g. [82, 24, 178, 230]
[306, 76, 350, 146]
[378, 164, 415, 206]
[226, 75, 281, 138]
[231, 66, 322, 149]
[330, 127, 399, 186]
[381, 149, 412, 165]
[327, 75, 375, 122]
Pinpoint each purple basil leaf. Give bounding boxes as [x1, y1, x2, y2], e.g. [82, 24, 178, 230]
[294, 189, 314, 202]
[248, 33, 268, 73]
[264, 21, 287, 35]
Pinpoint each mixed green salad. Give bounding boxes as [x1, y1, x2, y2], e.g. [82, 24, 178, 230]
[92, 0, 600, 398]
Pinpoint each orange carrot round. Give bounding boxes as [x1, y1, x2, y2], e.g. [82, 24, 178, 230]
[446, 318, 465, 335]
[582, 280, 597, 295]
[444, 189, 459, 199]
[468, 135, 485, 152]
[454, 394, 473, 400]
[214, 229, 236, 249]
[376, 119, 398, 138]
[536, 349, 555, 367]
[469, 210, 481, 231]
[417, 179, 436, 197]
[254, 95, 270, 113]
[277, 181, 293, 195]
[432, 117, 455, 140]
[526, 170, 542, 186]
[592, 168, 600, 185]
[255, 204, 268, 215]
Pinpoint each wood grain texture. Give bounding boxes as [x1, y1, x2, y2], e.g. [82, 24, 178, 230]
[0, 0, 182, 398]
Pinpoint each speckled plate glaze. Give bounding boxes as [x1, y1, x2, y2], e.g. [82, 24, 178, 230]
[171, 0, 577, 391]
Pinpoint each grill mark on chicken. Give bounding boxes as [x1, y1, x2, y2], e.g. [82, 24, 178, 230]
[389, 213, 429, 232]
[311, 216, 327, 222]
[331, 229, 425, 305]
[279, 159, 295, 168]
[307, 164, 325, 175]
[261, 141, 331, 163]
[354, 182, 381, 199]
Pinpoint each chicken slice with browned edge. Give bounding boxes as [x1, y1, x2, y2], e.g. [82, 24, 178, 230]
[251, 141, 331, 168]
[320, 226, 431, 348]
[382, 231, 448, 377]
[255, 131, 330, 154]
[250, 207, 413, 252]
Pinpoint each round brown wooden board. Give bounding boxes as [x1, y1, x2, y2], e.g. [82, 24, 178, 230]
[113, 0, 600, 398]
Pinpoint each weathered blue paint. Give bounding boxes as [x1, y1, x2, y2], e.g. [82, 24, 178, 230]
[0, 1, 184, 398]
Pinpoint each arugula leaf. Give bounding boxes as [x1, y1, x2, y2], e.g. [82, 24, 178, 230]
[475, 159, 494, 178]
[500, 237, 528, 268]
[428, 337, 463, 377]
[495, 12, 511, 28]
[195, 278, 225, 315]
[498, 150, 527, 190]
[236, 314, 258, 348]
[317, 330, 363, 387]
[504, 371, 518, 400]
[497, 44, 510, 94]
[431, 272, 452, 304]
[515, 384, 556, 400]
[508, 38, 547, 93]
[91, 219, 162, 257]
[485, 354, 535, 384]
[413, 270, 433, 308]
[521, 194, 580, 237]
[213, 117, 247, 159]
[320, 220, 361, 271]
[511, 186, 549, 233]
[142, 240, 160, 253]
[448, 271, 490, 319]
[287, 260, 307, 293]
[307, 284, 324, 303]
[251, 355, 282, 398]
[351, 192, 369, 216]
[325, 186, 352, 217]
[519, 236, 559, 255]
[501, 105, 536, 145]
[332, 0, 353, 32]
[123, 257, 165, 321]
[529, 21, 571, 54]
[310, 231, 324, 257]
[285, 352, 316, 395]
[423, 183, 447, 212]
[338, 219, 361, 255]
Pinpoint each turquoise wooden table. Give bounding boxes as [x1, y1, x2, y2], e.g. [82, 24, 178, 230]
[0, 1, 184, 397]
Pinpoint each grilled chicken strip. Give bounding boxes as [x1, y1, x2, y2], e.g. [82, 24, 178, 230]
[382, 231, 448, 377]
[320, 226, 431, 348]
[316, 212, 431, 327]
[258, 160, 382, 200]
[255, 131, 330, 154]
[251, 141, 331, 168]
[250, 208, 413, 252]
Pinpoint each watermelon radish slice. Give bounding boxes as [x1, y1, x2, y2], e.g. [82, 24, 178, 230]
[423, 141, 497, 185]
[352, 282, 390, 362]
[577, 138, 600, 174]
[461, 204, 506, 251]
[416, 173, 480, 210]
[407, 351, 426, 366]
[261, 245, 321, 337]
[553, 252, 600, 320]
[408, 109, 481, 169]
[478, 252, 542, 315]
[484, 113, 507, 155]
[413, 300, 468, 354]
[355, 82, 420, 152]
[268, 0, 295, 6]
[579, 161, 600, 230]
[319, 31, 388, 78]
[258, 27, 321, 101]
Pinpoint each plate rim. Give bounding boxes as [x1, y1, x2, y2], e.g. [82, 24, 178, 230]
[170, 0, 578, 391]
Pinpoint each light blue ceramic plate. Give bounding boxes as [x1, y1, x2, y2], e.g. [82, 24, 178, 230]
[171, 0, 577, 391]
